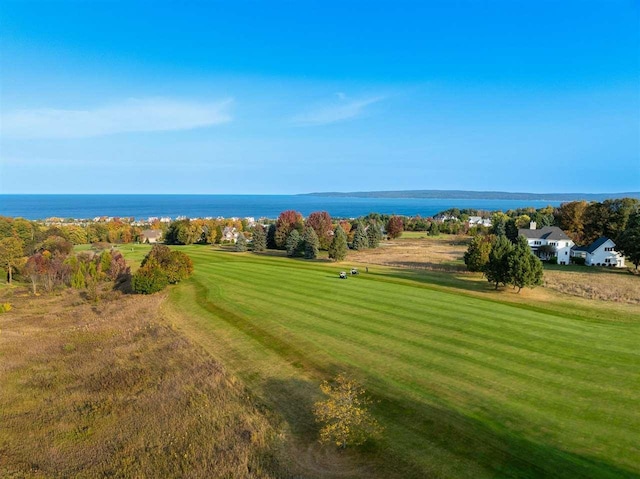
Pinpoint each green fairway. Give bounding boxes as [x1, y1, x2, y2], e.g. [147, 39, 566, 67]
[136, 246, 640, 478]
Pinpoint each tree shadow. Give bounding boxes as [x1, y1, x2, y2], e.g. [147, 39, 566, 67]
[261, 375, 639, 479]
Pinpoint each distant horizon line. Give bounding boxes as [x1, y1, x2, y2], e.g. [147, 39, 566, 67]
[1, 190, 638, 198]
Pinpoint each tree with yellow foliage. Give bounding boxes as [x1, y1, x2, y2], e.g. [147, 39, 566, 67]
[313, 373, 383, 448]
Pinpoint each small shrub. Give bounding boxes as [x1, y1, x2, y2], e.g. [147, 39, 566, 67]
[0, 302, 12, 313]
[572, 257, 586, 266]
[131, 259, 169, 294]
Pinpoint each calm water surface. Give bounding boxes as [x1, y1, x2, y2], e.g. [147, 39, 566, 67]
[0, 195, 561, 220]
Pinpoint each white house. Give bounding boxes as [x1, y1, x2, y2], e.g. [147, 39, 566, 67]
[517, 223, 574, 265]
[468, 216, 492, 228]
[222, 226, 239, 243]
[573, 237, 625, 268]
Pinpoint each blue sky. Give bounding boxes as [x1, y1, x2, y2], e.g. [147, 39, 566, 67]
[0, 1, 638, 194]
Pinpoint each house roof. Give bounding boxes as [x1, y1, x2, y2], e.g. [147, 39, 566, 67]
[517, 226, 571, 241]
[585, 237, 613, 254]
[572, 245, 588, 252]
[141, 229, 162, 238]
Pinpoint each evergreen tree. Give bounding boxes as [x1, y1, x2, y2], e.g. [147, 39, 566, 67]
[266, 223, 277, 249]
[235, 232, 248, 252]
[251, 225, 267, 252]
[71, 262, 86, 289]
[328, 226, 348, 261]
[302, 226, 320, 259]
[285, 230, 302, 257]
[505, 219, 519, 243]
[508, 236, 544, 292]
[483, 235, 513, 289]
[352, 223, 369, 250]
[366, 221, 382, 248]
[428, 222, 440, 236]
[464, 235, 494, 272]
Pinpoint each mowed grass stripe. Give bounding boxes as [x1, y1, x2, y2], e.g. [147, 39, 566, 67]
[194, 270, 639, 437]
[195, 260, 639, 374]
[194, 255, 638, 349]
[168, 248, 640, 477]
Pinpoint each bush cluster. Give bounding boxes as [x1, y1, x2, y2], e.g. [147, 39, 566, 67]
[132, 245, 193, 294]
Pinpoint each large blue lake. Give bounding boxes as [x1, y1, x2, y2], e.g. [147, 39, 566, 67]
[0, 195, 562, 220]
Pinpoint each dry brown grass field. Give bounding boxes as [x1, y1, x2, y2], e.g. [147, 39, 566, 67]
[351, 235, 469, 272]
[0, 286, 291, 478]
[352, 235, 640, 305]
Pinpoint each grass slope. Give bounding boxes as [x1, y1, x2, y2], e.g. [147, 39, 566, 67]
[0, 288, 289, 478]
[137, 245, 638, 478]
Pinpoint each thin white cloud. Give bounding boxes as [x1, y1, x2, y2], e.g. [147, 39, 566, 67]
[0, 97, 233, 139]
[292, 95, 383, 126]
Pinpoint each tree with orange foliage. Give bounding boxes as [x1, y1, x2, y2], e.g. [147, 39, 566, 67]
[314, 373, 382, 448]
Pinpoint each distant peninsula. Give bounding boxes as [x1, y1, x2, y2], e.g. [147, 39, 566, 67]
[301, 190, 640, 202]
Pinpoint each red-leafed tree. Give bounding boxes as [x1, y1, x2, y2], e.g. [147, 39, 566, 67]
[306, 211, 333, 250]
[274, 210, 304, 249]
[386, 216, 404, 239]
[24, 252, 48, 294]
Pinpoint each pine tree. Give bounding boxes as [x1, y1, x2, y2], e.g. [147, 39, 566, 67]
[366, 221, 382, 248]
[286, 230, 302, 257]
[328, 226, 348, 261]
[302, 226, 320, 259]
[71, 262, 86, 289]
[429, 221, 440, 236]
[505, 219, 519, 243]
[507, 235, 544, 292]
[483, 235, 513, 289]
[235, 232, 248, 252]
[352, 223, 369, 250]
[251, 225, 267, 252]
[266, 223, 277, 249]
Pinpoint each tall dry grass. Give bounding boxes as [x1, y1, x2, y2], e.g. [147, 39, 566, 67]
[0, 287, 290, 478]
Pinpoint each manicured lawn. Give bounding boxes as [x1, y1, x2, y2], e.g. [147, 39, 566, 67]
[133, 246, 640, 478]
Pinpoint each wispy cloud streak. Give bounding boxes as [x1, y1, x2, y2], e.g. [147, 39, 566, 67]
[0, 97, 233, 139]
[292, 95, 383, 126]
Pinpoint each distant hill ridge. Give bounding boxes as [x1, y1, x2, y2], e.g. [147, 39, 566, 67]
[301, 190, 640, 201]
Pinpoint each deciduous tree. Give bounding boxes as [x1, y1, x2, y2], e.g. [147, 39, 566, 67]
[616, 211, 640, 270]
[314, 373, 383, 448]
[306, 211, 333, 250]
[464, 235, 494, 272]
[0, 237, 24, 284]
[275, 210, 304, 249]
[386, 216, 404, 239]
